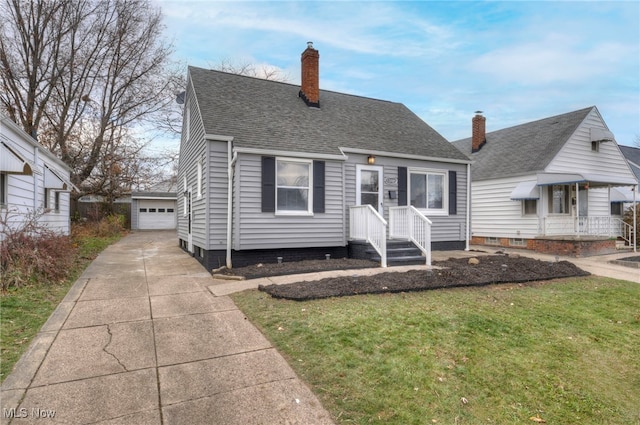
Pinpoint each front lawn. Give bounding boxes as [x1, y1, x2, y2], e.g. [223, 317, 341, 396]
[231, 277, 640, 424]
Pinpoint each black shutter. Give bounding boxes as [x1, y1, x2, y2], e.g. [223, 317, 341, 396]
[448, 170, 457, 215]
[398, 167, 407, 206]
[313, 160, 325, 213]
[261, 156, 275, 212]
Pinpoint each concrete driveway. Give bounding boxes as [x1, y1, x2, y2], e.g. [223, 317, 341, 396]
[1, 231, 334, 425]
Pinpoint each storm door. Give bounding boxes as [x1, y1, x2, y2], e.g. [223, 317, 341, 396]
[356, 165, 383, 214]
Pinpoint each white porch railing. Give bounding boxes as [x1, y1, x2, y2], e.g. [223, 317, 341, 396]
[614, 218, 633, 245]
[349, 205, 388, 267]
[389, 206, 432, 265]
[543, 216, 626, 238]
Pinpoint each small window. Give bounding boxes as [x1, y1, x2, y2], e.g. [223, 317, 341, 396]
[44, 188, 50, 209]
[0, 172, 7, 207]
[149, 208, 157, 213]
[140, 208, 147, 213]
[486, 237, 500, 245]
[158, 208, 166, 213]
[611, 202, 623, 216]
[510, 238, 526, 247]
[167, 208, 174, 213]
[276, 158, 311, 213]
[523, 199, 537, 215]
[54, 191, 60, 211]
[197, 160, 202, 198]
[183, 175, 187, 216]
[591, 141, 599, 152]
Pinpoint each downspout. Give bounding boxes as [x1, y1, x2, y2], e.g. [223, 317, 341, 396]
[575, 182, 579, 237]
[465, 163, 471, 251]
[226, 141, 237, 268]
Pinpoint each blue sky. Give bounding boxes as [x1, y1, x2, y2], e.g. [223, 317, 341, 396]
[157, 0, 640, 146]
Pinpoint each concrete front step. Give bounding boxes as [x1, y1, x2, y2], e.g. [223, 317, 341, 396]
[367, 240, 426, 265]
[370, 254, 427, 266]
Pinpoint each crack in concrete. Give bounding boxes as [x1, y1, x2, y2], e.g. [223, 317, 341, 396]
[103, 324, 128, 372]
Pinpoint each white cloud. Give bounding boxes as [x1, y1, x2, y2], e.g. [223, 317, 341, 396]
[470, 33, 636, 85]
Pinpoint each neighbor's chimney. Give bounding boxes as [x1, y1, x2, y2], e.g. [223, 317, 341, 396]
[472, 111, 486, 153]
[299, 41, 320, 107]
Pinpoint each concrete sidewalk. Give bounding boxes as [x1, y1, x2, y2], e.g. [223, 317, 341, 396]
[1, 231, 334, 425]
[3, 233, 638, 424]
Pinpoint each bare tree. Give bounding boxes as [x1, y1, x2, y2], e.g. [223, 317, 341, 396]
[214, 58, 291, 82]
[0, 0, 181, 195]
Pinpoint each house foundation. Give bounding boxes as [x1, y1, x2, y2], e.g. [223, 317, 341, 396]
[179, 241, 349, 271]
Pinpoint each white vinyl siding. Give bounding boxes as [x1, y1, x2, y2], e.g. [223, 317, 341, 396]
[0, 120, 71, 235]
[546, 108, 635, 181]
[234, 154, 344, 250]
[471, 175, 540, 239]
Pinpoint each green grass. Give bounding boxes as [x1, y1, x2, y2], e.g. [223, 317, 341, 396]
[0, 232, 122, 382]
[231, 277, 640, 424]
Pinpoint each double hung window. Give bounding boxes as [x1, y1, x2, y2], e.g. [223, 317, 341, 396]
[276, 158, 311, 213]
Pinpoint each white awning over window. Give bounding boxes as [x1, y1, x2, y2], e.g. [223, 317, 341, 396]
[611, 187, 637, 203]
[44, 166, 69, 190]
[590, 127, 615, 142]
[536, 172, 637, 187]
[510, 181, 540, 200]
[1, 142, 32, 175]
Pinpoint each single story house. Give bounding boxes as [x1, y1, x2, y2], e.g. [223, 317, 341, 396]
[1, 114, 75, 236]
[178, 43, 472, 269]
[452, 107, 637, 256]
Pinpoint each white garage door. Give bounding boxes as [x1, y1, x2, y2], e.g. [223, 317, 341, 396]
[138, 200, 176, 230]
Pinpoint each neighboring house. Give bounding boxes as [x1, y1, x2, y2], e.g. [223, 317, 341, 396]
[1, 114, 74, 236]
[131, 191, 177, 230]
[452, 107, 637, 256]
[616, 145, 640, 215]
[178, 43, 472, 270]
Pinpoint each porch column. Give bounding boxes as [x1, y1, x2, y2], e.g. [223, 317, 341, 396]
[635, 185, 637, 253]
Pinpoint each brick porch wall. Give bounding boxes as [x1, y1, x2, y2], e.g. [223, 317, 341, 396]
[471, 236, 617, 257]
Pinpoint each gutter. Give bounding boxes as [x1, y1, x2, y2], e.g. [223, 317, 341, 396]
[465, 162, 471, 250]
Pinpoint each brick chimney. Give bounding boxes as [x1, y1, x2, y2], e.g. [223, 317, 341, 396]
[472, 111, 486, 153]
[299, 41, 319, 107]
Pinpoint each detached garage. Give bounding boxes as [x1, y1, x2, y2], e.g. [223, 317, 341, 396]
[131, 192, 177, 230]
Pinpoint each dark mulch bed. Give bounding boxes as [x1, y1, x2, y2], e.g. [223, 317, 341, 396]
[258, 255, 590, 301]
[620, 256, 640, 263]
[219, 258, 379, 280]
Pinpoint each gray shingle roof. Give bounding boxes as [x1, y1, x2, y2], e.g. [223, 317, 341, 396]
[620, 145, 640, 182]
[452, 107, 594, 181]
[189, 66, 469, 162]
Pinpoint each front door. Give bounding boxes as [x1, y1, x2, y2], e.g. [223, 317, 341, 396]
[356, 165, 383, 214]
